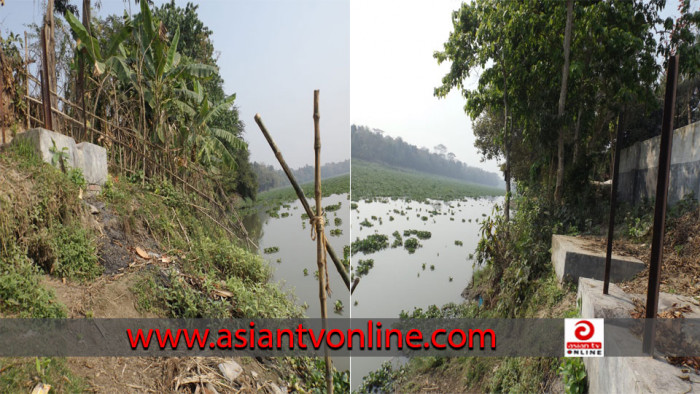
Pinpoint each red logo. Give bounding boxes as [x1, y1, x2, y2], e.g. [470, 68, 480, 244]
[574, 320, 594, 341]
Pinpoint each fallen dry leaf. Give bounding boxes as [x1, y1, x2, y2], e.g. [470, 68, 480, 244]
[212, 289, 234, 298]
[31, 383, 51, 394]
[135, 246, 150, 260]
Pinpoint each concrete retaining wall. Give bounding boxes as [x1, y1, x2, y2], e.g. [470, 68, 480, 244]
[618, 121, 700, 204]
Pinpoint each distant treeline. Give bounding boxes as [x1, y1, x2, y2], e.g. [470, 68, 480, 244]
[351, 125, 503, 188]
[253, 160, 350, 192]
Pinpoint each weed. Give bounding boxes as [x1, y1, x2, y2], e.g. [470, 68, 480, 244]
[559, 358, 587, 394]
[0, 358, 86, 393]
[352, 234, 389, 255]
[404, 238, 421, 254]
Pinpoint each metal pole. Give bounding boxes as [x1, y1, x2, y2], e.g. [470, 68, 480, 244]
[603, 115, 623, 294]
[643, 54, 679, 355]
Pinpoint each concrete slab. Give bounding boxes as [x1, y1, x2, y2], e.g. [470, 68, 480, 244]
[12, 127, 77, 169]
[578, 278, 700, 393]
[11, 128, 108, 186]
[552, 235, 645, 284]
[75, 142, 108, 185]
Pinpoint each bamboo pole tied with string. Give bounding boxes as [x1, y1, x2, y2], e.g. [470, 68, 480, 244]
[312, 89, 333, 394]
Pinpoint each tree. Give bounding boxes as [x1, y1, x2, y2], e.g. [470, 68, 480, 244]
[436, 0, 668, 214]
[554, 0, 573, 203]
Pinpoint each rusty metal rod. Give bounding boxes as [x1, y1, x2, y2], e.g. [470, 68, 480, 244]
[603, 115, 623, 294]
[643, 54, 679, 355]
[254, 113, 351, 291]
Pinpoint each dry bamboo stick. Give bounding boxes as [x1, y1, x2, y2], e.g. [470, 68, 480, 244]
[313, 90, 333, 394]
[254, 114, 351, 290]
[24, 31, 29, 130]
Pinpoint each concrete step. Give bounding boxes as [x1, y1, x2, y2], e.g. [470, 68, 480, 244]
[578, 278, 700, 393]
[552, 234, 645, 284]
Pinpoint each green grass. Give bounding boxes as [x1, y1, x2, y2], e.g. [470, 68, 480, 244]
[351, 160, 503, 201]
[105, 178, 303, 319]
[0, 357, 87, 393]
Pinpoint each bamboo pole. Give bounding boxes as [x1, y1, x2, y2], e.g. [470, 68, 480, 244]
[313, 89, 333, 394]
[24, 31, 29, 130]
[253, 114, 351, 291]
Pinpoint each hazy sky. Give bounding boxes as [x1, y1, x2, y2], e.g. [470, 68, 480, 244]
[0, 0, 350, 169]
[351, 0, 500, 174]
[350, 0, 689, 175]
[0, 1, 689, 174]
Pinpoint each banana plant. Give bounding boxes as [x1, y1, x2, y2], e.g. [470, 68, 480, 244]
[66, 1, 217, 150]
[176, 80, 246, 171]
[65, 10, 132, 76]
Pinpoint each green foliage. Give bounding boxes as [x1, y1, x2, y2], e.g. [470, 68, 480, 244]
[104, 177, 300, 319]
[0, 358, 86, 393]
[559, 358, 587, 394]
[66, 168, 87, 188]
[359, 218, 373, 227]
[324, 202, 342, 212]
[334, 299, 344, 314]
[354, 259, 374, 278]
[352, 160, 503, 201]
[391, 230, 403, 248]
[403, 229, 432, 239]
[351, 234, 389, 255]
[263, 246, 279, 254]
[253, 160, 349, 193]
[404, 238, 421, 254]
[285, 358, 349, 393]
[161, 273, 231, 318]
[356, 361, 401, 394]
[254, 175, 349, 205]
[0, 144, 99, 302]
[66, 0, 258, 200]
[435, 0, 669, 205]
[51, 224, 103, 281]
[0, 250, 67, 318]
[352, 126, 502, 188]
[48, 139, 70, 171]
[191, 237, 270, 284]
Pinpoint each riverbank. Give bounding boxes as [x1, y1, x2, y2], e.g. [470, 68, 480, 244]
[0, 142, 349, 392]
[351, 160, 504, 201]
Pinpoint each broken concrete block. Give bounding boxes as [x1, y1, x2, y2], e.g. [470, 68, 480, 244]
[552, 234, 645, 284]
[75, 142, 108, 185]
[12, 128, 77, 169]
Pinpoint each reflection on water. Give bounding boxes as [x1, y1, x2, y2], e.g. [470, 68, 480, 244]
[243, 194, 351, 372]
[351, 196, 502, 390]
[243, 193, 350, 318]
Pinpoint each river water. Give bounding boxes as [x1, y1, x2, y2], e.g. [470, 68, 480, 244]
[243, 193, 351, 371]
[243, 193, 502, 386]
[350, 196, 503, 390]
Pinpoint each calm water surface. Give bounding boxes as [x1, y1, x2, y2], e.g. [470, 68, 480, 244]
[351, 196, 502, 390]
[244, 193, 351, 371]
